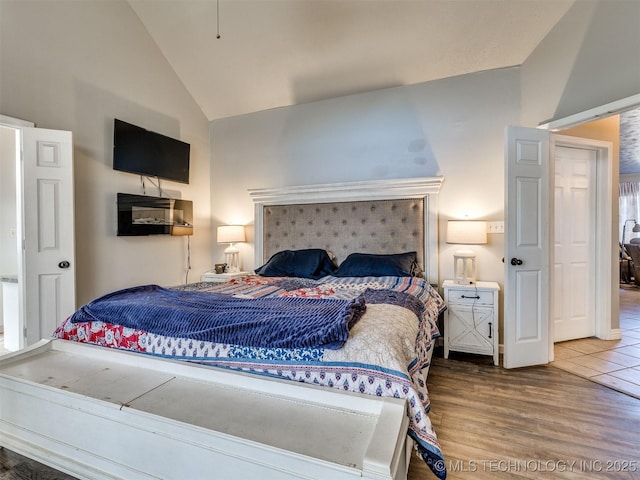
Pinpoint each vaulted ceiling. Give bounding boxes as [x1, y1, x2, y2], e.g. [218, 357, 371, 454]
[128, 0, 575, 122]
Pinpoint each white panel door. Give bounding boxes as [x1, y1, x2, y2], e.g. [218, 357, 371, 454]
[504, 126, 550, 369]
[553, 145, 596, 342]
[20, 127, 75, 346]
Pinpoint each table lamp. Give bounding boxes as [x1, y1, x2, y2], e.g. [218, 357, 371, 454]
[217, 225, 246, 273]
[446, 220, 487, 284]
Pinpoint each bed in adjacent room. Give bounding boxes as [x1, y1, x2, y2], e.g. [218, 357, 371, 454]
[2, 177, 447, 479]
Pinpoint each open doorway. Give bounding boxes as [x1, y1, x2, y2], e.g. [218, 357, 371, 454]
[554, 115, 620, 343]
[0, 124, 20, 353]
[0, 115, 76, 353]
[558, 108, 638, 327]
[549, 107, 640, 397]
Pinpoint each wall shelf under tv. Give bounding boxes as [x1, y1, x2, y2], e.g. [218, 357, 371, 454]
[117, 193, 193, 236]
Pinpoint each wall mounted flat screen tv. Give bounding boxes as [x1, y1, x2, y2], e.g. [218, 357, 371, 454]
[113, 119, 190, 184]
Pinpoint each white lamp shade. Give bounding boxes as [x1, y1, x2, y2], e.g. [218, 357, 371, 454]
[446, 220, 487, 245]
[217, 225, 246, 244]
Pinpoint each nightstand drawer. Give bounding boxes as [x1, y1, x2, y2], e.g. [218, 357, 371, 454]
[446, 289, 494, 306]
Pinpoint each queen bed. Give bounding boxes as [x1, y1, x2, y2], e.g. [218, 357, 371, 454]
[1, 177, 447, 479]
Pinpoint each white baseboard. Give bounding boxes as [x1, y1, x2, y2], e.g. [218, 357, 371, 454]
[601, 328, 622, 341]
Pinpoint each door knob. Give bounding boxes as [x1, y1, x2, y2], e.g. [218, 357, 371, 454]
[58, 260, 71, 269]
[510, 258, 523, 266]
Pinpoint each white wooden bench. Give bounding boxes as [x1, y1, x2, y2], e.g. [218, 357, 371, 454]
[0, 339, 410, 480]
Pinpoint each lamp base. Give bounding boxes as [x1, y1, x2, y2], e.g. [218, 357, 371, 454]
[224, 244, 240, 273]
[453, 250, 477, 285]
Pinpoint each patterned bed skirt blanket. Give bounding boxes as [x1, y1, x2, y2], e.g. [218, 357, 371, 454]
[55, 275, 448, 479]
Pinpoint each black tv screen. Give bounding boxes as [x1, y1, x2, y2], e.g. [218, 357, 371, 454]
[113, 119, 190, 184]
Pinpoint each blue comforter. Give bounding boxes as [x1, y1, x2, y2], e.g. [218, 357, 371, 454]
[70, 284, 366, 349]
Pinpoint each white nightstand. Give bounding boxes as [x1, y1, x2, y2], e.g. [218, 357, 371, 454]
[202, 271, 250, 282]
[442, 280, 500, 366]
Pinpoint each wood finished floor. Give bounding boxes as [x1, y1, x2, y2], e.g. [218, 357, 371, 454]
[407, 353, 640, 480]
[0, 447, 76, 480]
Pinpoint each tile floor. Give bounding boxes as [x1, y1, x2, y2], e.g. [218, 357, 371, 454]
[552, 284, 640, 399]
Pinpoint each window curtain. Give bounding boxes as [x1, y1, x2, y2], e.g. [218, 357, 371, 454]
[619, 181, 640, 244]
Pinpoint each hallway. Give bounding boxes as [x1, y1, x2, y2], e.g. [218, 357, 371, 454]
[552, 285, 640, 399]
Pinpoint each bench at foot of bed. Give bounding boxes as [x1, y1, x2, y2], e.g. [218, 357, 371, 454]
[0, 339, 410, 480]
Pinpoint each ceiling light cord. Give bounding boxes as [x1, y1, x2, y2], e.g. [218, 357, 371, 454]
[216, 0, 221, 39]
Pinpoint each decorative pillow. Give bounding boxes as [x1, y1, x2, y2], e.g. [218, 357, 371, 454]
[336, 252, 421, 277]
[255, 249, 337, 279]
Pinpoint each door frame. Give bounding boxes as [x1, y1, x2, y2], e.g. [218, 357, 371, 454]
[551, 135, 615, 347]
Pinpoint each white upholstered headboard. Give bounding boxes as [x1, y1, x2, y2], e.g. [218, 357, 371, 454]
[249, 177, 443, 284]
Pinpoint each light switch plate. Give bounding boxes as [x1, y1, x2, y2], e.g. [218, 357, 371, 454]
[488, 221, 504, 234]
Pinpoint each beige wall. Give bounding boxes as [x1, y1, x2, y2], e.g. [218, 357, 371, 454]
[0, 0, 212, 306]
[211, 68, 520, 287]
[561, 116, 620, 162]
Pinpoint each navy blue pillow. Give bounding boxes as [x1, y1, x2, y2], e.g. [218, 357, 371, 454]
[255, 249, 337, 279]
[336, 252, 420, 277]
